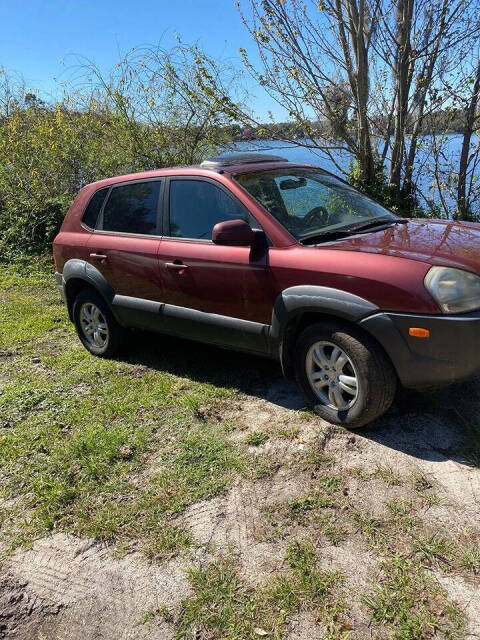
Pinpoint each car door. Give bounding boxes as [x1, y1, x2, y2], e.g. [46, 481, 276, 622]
[157, 176, 275, 350]
[86, 179, 164, 303]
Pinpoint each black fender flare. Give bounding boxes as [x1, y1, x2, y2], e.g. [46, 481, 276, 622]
[62, 259, 118, 321]
[270, 285, 379, 375]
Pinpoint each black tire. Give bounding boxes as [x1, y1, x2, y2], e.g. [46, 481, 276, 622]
[294, 321, 397, 428]
[73, 288, 126, 358]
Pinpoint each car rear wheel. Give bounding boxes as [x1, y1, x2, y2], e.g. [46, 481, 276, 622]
[73, 289, 125, 357]
[294, 321, 396, 428]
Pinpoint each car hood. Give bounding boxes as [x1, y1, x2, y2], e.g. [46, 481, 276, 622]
[320, 219, 480, 273]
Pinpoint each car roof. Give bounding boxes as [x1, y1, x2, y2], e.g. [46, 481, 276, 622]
[83, 154, 317, 190]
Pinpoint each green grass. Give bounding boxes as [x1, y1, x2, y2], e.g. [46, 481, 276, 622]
[410, 472, 433, 493]
[0, 263, 245, 558]
[245, 430, 269, 446]
[176, 540, 344, 639]
[313, 513, 347, 546]
[414, 533, 452, 566]
[373, 465, 402, 486]
[288, 494, 319, 513]
[317, 473, 342, 493]
[386, 499, 417, 532]
[459, 543, 480, 574]
[0, 262, 474, 638]
[278, 425, 300, 439]
[352, 509, 385, 545]
[364, 556, 465, 639]
[260, 474, 346, 545]
[0, 261, 64, 352]
[300, 442, 334, 469]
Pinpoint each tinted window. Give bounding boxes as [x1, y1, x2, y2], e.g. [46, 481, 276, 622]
[102, 181, 161, 235]
[169, 179, 254, 239]
[82, 187, 108, 229]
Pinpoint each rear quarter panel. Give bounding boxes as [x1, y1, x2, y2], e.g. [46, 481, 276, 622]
[53, 185, 98, 271]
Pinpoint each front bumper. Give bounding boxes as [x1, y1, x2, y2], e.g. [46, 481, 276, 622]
[360, 311, 480, 389]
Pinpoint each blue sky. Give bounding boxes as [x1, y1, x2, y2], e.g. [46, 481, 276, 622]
[0, 0, 282, 120]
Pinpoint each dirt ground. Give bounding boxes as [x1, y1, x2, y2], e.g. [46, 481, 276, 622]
[1, 369, 480, 639]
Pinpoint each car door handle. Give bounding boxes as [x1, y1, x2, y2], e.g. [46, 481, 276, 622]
[165, 261, 188, 272]
[90, 253, 108, 260]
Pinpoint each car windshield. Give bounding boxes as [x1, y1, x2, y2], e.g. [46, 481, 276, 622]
[234, 168, 397, 242]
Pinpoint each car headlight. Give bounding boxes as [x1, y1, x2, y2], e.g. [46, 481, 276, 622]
[425, 266, 480, 314]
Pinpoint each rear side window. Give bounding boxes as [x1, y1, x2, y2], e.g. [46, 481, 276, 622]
[102, 181, 161, 235]
[168, 179, 253, 240]
[82, 187, 108, 229]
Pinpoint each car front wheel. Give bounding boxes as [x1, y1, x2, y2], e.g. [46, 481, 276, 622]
[294, 321, 397, 428]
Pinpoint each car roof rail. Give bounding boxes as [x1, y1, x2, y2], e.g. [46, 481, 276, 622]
[200, 152, 288, 169]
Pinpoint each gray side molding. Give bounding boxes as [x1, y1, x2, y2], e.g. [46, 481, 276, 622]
[270, 285, 379, 373]
[271, 285, 379, 339]
[62, 259, 117, 318]
[111, 295, 271, 355]
[62, 258, 88, 281]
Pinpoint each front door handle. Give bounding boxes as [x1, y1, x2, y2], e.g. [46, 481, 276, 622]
[165, 261, 189, 272]
[90, 253, 108, 260]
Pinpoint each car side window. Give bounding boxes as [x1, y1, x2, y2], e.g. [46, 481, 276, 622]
[168, 179, 256, 240]
[82, 187, 109, 229]
[101, 181, 161, 235]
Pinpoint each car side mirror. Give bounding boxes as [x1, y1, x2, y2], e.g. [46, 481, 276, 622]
[212, 219, 256, 246]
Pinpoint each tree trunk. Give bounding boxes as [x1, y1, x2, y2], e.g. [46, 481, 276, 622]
[402, 0, 448, 201]
[457, 55, 480, 220]
[345, 0, 376, 185]
[390, 0, 414, 192]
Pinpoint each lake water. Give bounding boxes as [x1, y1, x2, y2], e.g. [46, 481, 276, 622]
[233, 135, 478, 215]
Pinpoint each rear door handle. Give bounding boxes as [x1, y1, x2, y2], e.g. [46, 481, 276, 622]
[165, 261, 188, 272]
[90, 253, 108, 260]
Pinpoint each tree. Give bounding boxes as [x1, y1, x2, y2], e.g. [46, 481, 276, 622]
[235, 0, 381, 186]
[0, 45, 244, 257]
[233, 0, 480, 215]
[372, 0, 479, 201]
[456, 54, 480, 220]
[389, 0, 415, 193]
[68, 42, 244, 167]
[0, 67, 25, 118]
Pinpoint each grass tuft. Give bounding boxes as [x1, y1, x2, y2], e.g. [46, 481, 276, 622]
[414, 534, 452, 566]
[373, 465, 402, 486]
[364, 556, 465, 639]
[459, 543, 480, 575]
[245, 431, 269, 446]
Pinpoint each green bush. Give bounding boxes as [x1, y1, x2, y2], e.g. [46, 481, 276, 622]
[348, 158, 426, 219]
[0, 45, 238, 259]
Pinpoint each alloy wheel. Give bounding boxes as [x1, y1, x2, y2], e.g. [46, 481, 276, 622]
[306, 340, 359, 410]
[79, 302, 109, 349]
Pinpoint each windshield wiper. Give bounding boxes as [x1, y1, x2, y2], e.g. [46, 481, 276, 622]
[344, 216, 409, 234]
[300, 217, 408, 245]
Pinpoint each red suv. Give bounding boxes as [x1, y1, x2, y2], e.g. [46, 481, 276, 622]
[53, 153, 480, 427]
